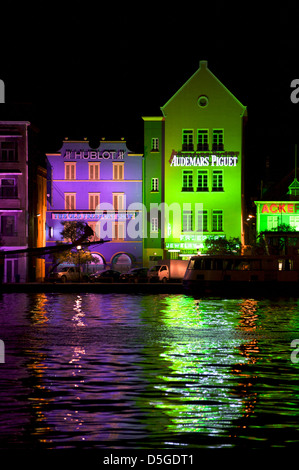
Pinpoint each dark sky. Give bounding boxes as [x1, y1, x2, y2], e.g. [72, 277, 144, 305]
[1, 5, 299, 197]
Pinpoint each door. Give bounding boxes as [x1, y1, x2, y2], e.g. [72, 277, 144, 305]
[5, 259, 18, 283]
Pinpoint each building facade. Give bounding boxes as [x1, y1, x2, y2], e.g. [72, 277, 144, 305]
[142, 60, 247, 265]
[28, 164, 47, 281]
[0, 121, 30, 282]
[46, 138, 143, 275]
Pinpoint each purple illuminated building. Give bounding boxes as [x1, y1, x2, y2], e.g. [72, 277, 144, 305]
[46, 138, 143, 275]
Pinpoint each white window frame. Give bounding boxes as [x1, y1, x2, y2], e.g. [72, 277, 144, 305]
[151, 217, 158, 232]
[88, 222, 100, 241]
[112, 193, 125, 211]
[267, 216, 279, 231]
[290, 216, 299, 230]
[113, 221, 125, 240]
[197, 129, 209, 150]
[212, 129, 224, 150]
[65, 193, 76, 210]
[152, 138, 159, 151]
[89, 162, 100, 180]
[151, 178, 159, 192]
[212, 210, 223, 232]
[197, 210, 208, 232]
[113, 162, 124, 180]
[65, 162, 76, 180]
[197, 170, 208, 191]
[182, 129, 194, 151]
[89, 193, 100, 210]
[212, 170, 224, 191]
[182, 210, 193, 232]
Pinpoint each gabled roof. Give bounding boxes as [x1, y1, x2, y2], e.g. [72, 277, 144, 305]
[160, 60, 247, 117]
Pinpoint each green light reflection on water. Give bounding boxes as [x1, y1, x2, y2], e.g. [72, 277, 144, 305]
[150, 295, 257, 435]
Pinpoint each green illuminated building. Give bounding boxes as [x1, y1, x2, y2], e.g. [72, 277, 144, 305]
[142, 60, 247, 264]
[254, 167, 299, 255]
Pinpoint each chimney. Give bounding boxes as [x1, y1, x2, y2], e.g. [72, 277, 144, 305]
[200, 60, 208, 69]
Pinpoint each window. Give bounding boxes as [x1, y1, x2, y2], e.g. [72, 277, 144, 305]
[65, 163, 76, 180]
[197, 210, 208, 232]
[88, 222, 101, 241]
[0, 142, 17, 162]
[267, 216, 279, 230]
[151, 178, 159, 192]
[113, 162, 124, 180]
[1, 215, 15, 236]
[182, 210, 193, 232]
[112, 193, 124, 211]
[89, 162, 100, 180]
[65, 193, 76, 210]
[151, 138, 159, 151]
[182, 170, 193, 191]
[197, 129, 209, 151]
[290, 216, 299, 231]
[212, 129, 224, 151]
[182, 129, 194, 151]
[212, 170, 224, 191]
[151, 217, 158, 232]
[113, 222, 125, 240]
[197, 170, 208, 191]
[89, 193, 100, 210]
[198, 95, 209, 108]
[0, 178, 17, 198]
[212, 210, 223, 232]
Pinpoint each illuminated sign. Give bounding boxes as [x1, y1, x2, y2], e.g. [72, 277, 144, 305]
[169, 152, 239, 167]
[261, 203, 299, 214]
[52, 212, 135, 220]
[63, 150, 125, 160]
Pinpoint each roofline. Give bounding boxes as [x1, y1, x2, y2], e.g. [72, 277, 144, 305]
[142, 116, 164, 121]
[254, 201, 299, 204]
[0, 120, 30, 125]
[160, 62, 247, 116]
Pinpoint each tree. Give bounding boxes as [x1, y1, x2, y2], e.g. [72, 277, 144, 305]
[255, 224, 298, 255]
[60, 221, 94, 243]
[204, 236, 241, 255]
[49, 221, 98, 273]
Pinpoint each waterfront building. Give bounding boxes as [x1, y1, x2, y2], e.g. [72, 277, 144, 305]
[142, 60, 247, 265]
[255, 168, 299, 255]
[0, 121, 30, 282]
[46, 138, 143, 275]
[28, 164, 47, 281]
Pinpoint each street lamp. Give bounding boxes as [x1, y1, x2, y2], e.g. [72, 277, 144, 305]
[77, 245, 82, 282]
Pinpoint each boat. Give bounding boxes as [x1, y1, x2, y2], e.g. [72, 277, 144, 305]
[182, 254, 299, 294]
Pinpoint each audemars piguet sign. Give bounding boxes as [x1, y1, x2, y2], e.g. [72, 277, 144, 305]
[169, 152, 239, 167]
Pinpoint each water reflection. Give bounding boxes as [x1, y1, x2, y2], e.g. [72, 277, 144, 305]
[149, 296, 257, 439]
[0, 293, 299, 449]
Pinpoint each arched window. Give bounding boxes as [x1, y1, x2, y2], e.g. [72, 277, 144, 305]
[111, 253, 132, 273]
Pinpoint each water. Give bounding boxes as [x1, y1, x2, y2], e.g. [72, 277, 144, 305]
[0, 292, 299, 452]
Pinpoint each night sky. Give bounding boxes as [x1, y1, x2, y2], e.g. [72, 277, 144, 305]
[1, 5, 299, 201]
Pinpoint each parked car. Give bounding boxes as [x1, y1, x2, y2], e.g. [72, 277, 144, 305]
[49, 266, 88, 283]
[88, 269, 121, 282]
[147, 260, 188, 283]
[120, 267, 149, 283]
